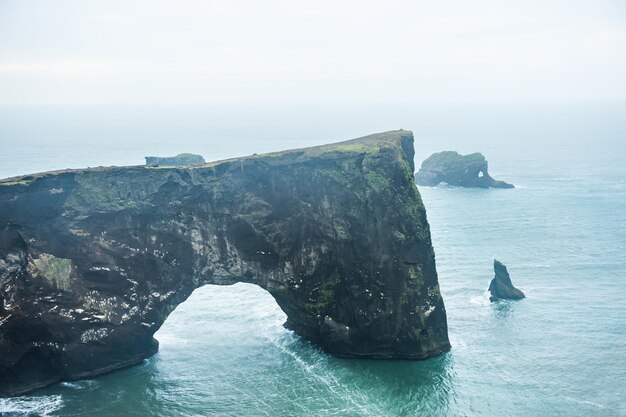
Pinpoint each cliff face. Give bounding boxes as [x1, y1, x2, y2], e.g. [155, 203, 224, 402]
[0, 130, 450, 396]
[415, 151, 514, 188]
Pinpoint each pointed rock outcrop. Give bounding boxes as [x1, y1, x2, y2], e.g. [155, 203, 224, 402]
[489, 260, 525, 301]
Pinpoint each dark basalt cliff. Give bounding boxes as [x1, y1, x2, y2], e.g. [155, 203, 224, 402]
[0, 130, 450, 396]
[489, 260, 525, 301]
[415, 151, 514, 188]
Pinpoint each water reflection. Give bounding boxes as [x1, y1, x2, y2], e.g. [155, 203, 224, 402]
[490, 299, 513, 319]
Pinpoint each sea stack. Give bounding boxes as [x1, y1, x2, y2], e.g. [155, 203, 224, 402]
[489, 260, 525, 301]
[414, 151, 514, 188]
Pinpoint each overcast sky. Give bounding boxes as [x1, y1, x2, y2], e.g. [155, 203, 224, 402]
[1, 0, 625, 106]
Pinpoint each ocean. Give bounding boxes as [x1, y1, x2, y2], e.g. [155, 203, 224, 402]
[0, 103, 625, 416]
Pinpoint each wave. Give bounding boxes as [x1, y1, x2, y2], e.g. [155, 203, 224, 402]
[469, 293, 491, 306]
[270, 336, 392, 417]
[564, 396, 606, 409]
[0, 395, 63, 417]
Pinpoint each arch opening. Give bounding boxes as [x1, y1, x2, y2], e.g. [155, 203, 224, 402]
[154, 283, 289, 353]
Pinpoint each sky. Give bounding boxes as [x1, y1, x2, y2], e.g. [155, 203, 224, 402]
[0, 0, 625, 106]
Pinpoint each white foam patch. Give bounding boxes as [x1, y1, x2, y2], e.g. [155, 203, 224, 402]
[448, 334, 468, 352]
[0, 395, 63, 416]
[564, 396, 606, 409]
[270, 337, 390, 417]
[60, 380, 99, 390]
[469, 293, 490, 306]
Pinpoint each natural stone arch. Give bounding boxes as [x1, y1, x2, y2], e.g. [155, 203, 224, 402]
[154, 282, 289, 351]
[0, 130, 450, 396]
[414, 151, 514, 188]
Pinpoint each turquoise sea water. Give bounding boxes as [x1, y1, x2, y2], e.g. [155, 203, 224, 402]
[0, 103, 625, 416]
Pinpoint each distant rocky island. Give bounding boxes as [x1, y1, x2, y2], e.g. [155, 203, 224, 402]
[415, 151, 514, 188]
[488, 260, 525, 301]
[145, 153, 205, 167]
[0, 130, 451, 396]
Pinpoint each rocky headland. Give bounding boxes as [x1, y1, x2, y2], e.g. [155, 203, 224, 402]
[0, 130, 450, 396]
[414, 151, 514, 188]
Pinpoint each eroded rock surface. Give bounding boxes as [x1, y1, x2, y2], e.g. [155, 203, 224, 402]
[414, 151, 514, 188]
[0, 130, 450, 396]
[489, 260, 525, 301]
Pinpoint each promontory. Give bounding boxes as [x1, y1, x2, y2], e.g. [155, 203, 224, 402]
[0, 130, 450, 396]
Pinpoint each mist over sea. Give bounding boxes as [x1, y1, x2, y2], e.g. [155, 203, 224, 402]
[1, 103, 625, 416]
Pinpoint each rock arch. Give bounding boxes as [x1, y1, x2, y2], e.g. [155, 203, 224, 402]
[0, 130, 450, 396]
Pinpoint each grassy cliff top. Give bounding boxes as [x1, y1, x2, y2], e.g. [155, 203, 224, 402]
[207, 129, 414, 167]
[258, 129, 413, 159]
[0, 130, 414, 184]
